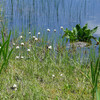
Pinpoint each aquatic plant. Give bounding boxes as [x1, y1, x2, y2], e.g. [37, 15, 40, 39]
[62, 24, 99, 43]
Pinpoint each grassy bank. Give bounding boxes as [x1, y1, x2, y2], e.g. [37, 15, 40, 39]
[0, 29, 100, 100]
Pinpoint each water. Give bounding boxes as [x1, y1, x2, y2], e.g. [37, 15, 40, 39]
[1, 0, 100, 37]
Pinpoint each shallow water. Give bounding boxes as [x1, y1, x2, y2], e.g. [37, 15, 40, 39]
[1, 0, 100, 37]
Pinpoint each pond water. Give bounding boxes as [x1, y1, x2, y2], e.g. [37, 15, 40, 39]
[1, 0, 100, 37]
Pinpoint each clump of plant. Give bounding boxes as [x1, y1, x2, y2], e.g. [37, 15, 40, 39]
[0, 30, 13, 74]
[80, 57, 100, 100]
[62, 24, 99, 43]
[90, 58, 100, 100]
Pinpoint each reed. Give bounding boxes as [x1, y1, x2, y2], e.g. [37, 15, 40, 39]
[90, 57, 100, 100]
[0, 30, 13, 74]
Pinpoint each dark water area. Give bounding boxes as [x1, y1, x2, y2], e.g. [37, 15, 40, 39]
[1, 0, 100, 37]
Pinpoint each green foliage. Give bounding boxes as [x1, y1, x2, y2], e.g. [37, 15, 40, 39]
[90, 58, 100, 100]
[62, 27, 77, 42]
[0, 30, 13, 74]
[62, 23, 99, 43]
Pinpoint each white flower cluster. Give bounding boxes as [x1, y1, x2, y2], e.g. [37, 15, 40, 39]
[15, 56, 24, 59]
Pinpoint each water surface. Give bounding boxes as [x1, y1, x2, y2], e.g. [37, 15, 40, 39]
[1, 0, 100, 36]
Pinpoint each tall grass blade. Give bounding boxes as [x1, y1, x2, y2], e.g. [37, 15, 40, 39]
[6, 31, 11, 60]
[0, 62, 5, 74]
[96, 88, 100, 100]
[91, 61, 94, 85]
[1, 30, 5, 44]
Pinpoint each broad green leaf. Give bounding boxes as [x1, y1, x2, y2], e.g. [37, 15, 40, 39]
[75, 24, 81, 31]
[83, 23, 88, 30]
[65, 35, 70, 39]
[90, 26, 98, 35]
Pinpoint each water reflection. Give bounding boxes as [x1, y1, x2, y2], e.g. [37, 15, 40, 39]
[1, 0, 100, 36]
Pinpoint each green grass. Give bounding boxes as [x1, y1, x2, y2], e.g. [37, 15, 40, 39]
[0, 30, 100, 100]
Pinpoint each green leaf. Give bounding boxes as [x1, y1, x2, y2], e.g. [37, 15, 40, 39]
[90, 26, 98, 35]
[75, 24, 81, 31]
[91, 36, 99, 43]
[62, 33, 67, 38]
[65, 35, 70, 39]
[6, 31, 11, 59]
[1, 30, 5, 44]
[83, 23, 88, 30]
[72, 27, 78, 35]
[7, 48, 13, 62]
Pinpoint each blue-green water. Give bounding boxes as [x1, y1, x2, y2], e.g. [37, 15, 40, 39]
[1, 0, 100, 37]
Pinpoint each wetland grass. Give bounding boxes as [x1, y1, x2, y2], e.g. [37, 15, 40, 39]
[0, 24, 100, 100]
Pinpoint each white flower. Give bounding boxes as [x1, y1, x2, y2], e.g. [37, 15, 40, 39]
[15, 56, 20, 59]
[21, 56, 24, 59]
[12, 84, 17, 91]
[21, 43, 24, 46]
[20, 35, 23, 39]
[48, 46, 52, 50]
[13, 84, 17, 88]
[60, 26, 63, 29]
[0, 46, 1, 49]
[16, 46, 19, 49]
[13, 43, 15, 46]
[35, 38, 38, 41]
[29, 32, 31, 35]
[38, 32, 40, 35]
[54, 29, 56, 32]
[60, 74, 63, 76]
[52, 74, 55, 77]
[33, 36, 36, 39]
[47, 29, 50, 32]
[27, 49, 30, 52]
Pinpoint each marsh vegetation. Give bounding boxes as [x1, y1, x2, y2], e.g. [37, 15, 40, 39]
[0, 0, 100, 100]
